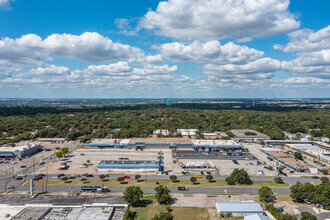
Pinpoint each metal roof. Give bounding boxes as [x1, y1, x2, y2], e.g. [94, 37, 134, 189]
[216, 202, 263, 212]
[288, 144, 322, 150]
[244, 214, 271, 220]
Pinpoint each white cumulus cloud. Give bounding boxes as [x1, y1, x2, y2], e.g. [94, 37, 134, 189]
[139, 0, 299, 40]
[159, 41, 264, 64]
[274, 25, 330, 52]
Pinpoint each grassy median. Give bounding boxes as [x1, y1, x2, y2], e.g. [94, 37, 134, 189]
[31, 179, 289, 187]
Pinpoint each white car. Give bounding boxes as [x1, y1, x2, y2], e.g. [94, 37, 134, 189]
[80, 165, 88, 168]
[17, 173, 26, 177]
[52, 175, 60, 179]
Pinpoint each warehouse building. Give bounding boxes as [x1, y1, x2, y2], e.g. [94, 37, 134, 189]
[0, 142, 41, 158]
[260, 148, 316, 173]
[177, 129, 198, 139]
[97, 158, 162, 172]
[230, 129, 270, 142]
[192, 140, 243, 152]
[286, 144, 330, 165]
[5, 204, 127, 220]
[216, 202, 264, 217]
[82, 139, 131, 149]
[129, 137, 193, 149]
[38, 138, 67, 143]
[244, 214, 271, 220]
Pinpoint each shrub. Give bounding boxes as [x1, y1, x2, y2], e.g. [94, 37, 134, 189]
[80, 178, 87, 182]
[274, 177, 284, 184]
[225, 177, 235, 185]
[135, 175, 141, 181]
[62, 176, 68, 181]
[322, 169, 328, 175]
[169, 175, 177, 182]
[320, 177, 329, 183]
[190, 177, 197, 184]
[206, 175, 214, 182]
[117, 177, 125, 184]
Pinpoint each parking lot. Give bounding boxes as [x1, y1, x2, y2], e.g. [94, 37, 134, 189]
[176, 150, 253, 160]
[172, 146, 277, 176]
[37, 148, 173, 175]
[0, 141, 76, 175]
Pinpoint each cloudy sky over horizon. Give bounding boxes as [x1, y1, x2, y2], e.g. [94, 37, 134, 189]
[0, 0, 329, 98]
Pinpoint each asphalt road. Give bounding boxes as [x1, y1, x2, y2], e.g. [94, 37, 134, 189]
[2, 173, 320, 193]
[16, 185, 292, 195]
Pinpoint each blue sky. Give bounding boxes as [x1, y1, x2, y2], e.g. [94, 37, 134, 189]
[0, 0, 329, 98]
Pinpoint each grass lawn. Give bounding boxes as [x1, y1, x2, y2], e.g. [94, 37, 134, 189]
[184, 193, 193, 197]
[32, 179, 289, 188]
[130, 200, 209, 220]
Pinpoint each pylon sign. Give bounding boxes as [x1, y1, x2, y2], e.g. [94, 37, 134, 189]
[30, 179, 34, 195]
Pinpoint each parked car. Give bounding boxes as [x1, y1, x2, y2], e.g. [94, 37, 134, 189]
[193, 175, 202, 178]
[122, 175, 130, 179]
[206, 171, 211, 175]
[178, 186, 189, 191]
[58, 174, 65, 177]
[311, 176, 319, 179]
[38, 160, 45, 165]
[80, 153, 85, 156]
[33, 176, 42, 181]
[15, 176, 23, 180]
[200, 171, 204, 175]
[86, 174, 93, 178]
[17, 173, 26, 177]
[80, 164, 88, 168]
[6, 185, 15, 189]
[52, 175, 60, 179]
[20, 165, 27, 168]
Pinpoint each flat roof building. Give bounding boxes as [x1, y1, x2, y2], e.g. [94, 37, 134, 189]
[0, 141, 41, 158]
[192, 139, 243, 151]
[97, 159, 162, 172]
[230, 129, 270, 142]
[82, 139, 131, 149]
[153, 129, 170, 136]
[244, 214, 271, 220]
[129, 137, 193, 149]
[216, 202, 263, 217]
[260, 148, 315, 172]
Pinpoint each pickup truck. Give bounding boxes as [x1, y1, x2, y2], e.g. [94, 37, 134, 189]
[178, 186, 189, 191]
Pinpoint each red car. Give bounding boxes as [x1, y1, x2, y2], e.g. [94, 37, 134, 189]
[33, 176, 42, 181]
[122, 175, 130, 179]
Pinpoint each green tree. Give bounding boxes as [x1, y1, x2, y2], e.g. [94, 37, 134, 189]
[294, 152, 303, 160]
[190, 177, 197, 185]
[322, 169, 328, 175]
[320, 177, 329, 183]
[99, 175, 105, 181]
[258, 186, 274, 203]
[274, 177, 284, 184]
[86, 160, 91, 165]
[206, 175, 214, 182]
[135, 174, 141, 182]
[123, 207, 136, 220]
[117, 177, 125, 184]
[225, 177, 235, 185]
[151, 212, 173, 220]
[301, 212, 317, 220]
[62, 176, 68, 181]
[169, 175, 177, 182]
[123, 186, 143, 207]
[230, 169, 252, 185]
[55, 151, 63, 160]
[155, 185, 171, 205]
[61, 147, 69, 155]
